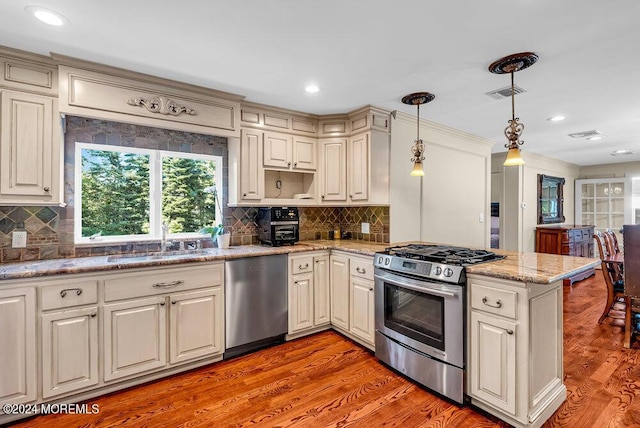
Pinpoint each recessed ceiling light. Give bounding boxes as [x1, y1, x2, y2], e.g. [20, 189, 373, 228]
[547, 115, 565, 122]
[611, 149, 634, 156]
[25, 6, 69, 26]
[305, 85, 319, 94]
[586, 136, 602, 141]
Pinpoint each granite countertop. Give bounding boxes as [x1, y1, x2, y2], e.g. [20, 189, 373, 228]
[465, 248, 600, 284]
[0, 240, 388, 281]
[0, 240, 599, 284]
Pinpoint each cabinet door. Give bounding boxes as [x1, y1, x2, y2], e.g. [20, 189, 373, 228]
[0, 288, 36, 405]
[0, 90, 55, 200]
[289, 272, 314, 333]
[263, 132, 292, 169]
[314, 255, 330, 326]
[169, 288, 223, 364]
[240, 129, 264, 200]
[330, 254, 350, 330]
[103, 297, 167, 381]
[469, 311, 516, 416]
[350, 277, 375, 344]
[348, 132, 369, 201]
[319, 139, 347, 201]
[41, 307, 99, 398]
[292, 136, 316, 171]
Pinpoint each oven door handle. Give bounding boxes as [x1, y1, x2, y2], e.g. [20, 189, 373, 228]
[375, 272, 459, 299]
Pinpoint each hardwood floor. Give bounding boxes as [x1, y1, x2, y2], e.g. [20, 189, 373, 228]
[10, 273, 640, 427]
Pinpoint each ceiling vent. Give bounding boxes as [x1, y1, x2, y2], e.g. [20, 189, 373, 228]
[485, 85, 526, 100]
[568, 130, 601, 138]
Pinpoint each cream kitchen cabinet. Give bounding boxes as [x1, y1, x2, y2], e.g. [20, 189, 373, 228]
[103, 263, 224, 382]
[264, 132, 316, 172]
[40, 278, 99, 399]
[103, 296, 167, 382]
[319, 138, 347, 202]
[348, 132, 369, 201]
[319, 131, 388, 205]
[239, 128, 264, 201]
[329, 253, 350, 330]
[288, 251, 330, 337]
[169, 288, 224, 364]
[330, 251, 375, 350]
[0, 287, 36, 407]
[467, 274, 565, 428]
[0, 89, 62, 205]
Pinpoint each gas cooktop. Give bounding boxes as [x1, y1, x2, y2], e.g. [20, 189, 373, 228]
[374, 244, 505, 284]
[383, 244, 504, 266]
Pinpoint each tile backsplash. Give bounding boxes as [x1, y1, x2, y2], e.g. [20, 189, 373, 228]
[0, 117, 389, 263]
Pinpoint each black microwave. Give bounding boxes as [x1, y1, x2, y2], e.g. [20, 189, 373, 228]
[257, 207, 299, 246]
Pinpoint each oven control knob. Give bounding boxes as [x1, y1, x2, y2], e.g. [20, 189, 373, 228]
[433, 266, 442, 275]
[377, 256, 383, 264]
[384, 258, 390, 266]
[444, 268, 454, 277]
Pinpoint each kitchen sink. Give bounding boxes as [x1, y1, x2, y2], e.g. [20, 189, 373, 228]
[106, 249, 210, 263]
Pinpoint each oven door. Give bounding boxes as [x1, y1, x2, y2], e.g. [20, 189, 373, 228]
[273, 222, 299, 244]
[374, 268, 464, 368]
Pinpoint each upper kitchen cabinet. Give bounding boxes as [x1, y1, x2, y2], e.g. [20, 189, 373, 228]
[263, 132, 316, 172]
[230, 103, 390, 207]
[53, 54, 243, 138]
[0, 48, 63, 206]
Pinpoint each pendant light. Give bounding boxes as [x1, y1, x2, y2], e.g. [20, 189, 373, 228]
[402, 92, 435, 176]
[488, 52, 538, 166]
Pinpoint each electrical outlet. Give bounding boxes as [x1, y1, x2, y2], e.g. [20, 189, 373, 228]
[275, 179, 282, 189]
[361, 222, 370, 233]
[12, 230, 27, 248]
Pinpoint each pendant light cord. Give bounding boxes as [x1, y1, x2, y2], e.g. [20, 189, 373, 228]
[416, 103, 420, 141]
[511, 71, 515, 121]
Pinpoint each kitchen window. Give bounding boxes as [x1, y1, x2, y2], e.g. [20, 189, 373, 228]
[74, 143, 223, 244]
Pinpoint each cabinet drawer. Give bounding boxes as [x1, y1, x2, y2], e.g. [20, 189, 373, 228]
[104, 263, 223, 302]
[350, 256, 373, 281]
[471, 283, 517, 319]
[41, 280, 98, 310]
[291, 255, 314, 274]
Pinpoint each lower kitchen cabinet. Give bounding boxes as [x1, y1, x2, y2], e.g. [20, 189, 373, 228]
[467, 274, 565, 428]
[331, 251, 375, 350]
[329, 253, 350, 330]
[169, 288, 224, 364]
[469, 310, 516, 415]
[350, 276, 375, 344]
[0, 287, 36, 406]
[41, 307, 99, 398]
[288, 251, 330, 336]
[103, 296, 167, 382]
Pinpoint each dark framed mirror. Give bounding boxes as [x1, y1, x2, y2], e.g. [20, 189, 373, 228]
[538, 174, 565, 224]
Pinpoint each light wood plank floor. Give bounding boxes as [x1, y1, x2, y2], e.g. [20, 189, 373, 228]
[10, 273, 640, 427]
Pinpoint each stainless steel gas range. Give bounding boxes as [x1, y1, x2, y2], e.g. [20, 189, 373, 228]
[373, 244, 504, 404]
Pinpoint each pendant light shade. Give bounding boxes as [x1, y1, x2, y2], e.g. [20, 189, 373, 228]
[503, 146, 525, 166]
[488, 52, 538, 167]
[402, 92, 435, 176]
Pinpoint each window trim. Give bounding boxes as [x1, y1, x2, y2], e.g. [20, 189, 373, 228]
[74, 142, 223, 245]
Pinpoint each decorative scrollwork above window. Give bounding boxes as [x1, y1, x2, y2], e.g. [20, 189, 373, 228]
[126, 96, 196, 116]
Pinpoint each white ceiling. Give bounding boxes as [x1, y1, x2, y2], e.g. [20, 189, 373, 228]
[1, 0, 639, 166]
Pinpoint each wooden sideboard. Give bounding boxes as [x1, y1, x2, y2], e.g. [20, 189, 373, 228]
[535, 225, 595, 286]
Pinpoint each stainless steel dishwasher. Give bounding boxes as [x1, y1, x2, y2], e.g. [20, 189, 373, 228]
[224, 254, 288, 359]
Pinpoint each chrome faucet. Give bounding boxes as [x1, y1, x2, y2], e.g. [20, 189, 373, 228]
[161, 222, 169, 253]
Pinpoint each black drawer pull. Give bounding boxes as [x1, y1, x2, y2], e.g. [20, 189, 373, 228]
[356, 267, 366, 274]
[60, 288, 83, 298]
[299, 263, 309, 270]
[482, 297, 502, 308]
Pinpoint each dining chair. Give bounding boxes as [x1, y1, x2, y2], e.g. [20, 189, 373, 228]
[606, 229, 621, 254]
[595, 232, 626, 324]
[623, 225, 640, 347]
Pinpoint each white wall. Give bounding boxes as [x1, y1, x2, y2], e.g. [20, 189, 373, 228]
[390, 112, 494, 248]
[491, 152, 580, 252]
[579, 161, 640, 179]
